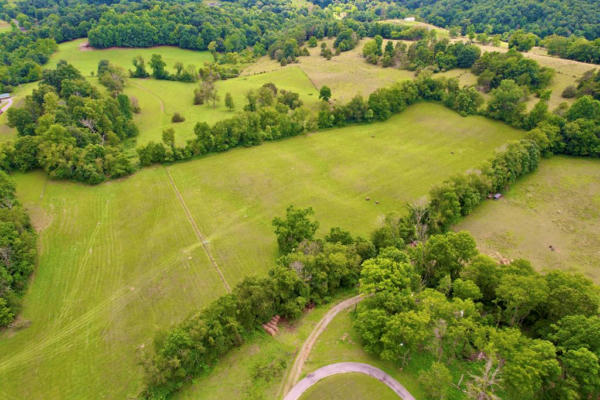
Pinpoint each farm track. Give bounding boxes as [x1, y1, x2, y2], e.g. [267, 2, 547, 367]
[280, 294, 364, 397]
[283, 362, 415, 400]
[164, 166, 231, 292]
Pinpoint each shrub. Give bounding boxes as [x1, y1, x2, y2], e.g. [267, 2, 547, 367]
[171, 112, 185, 123]
[562, 85, 577, 98]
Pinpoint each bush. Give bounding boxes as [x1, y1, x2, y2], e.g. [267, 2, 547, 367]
[562, 85, 577, 98]
[171, 112, 185, 123]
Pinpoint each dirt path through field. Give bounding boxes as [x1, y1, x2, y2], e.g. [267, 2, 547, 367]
[164, 166, 231, 292]
[280, 294, 364, 397]
[283, 362, 415, 400]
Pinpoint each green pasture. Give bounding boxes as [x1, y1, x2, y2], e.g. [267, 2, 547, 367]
[126, 66, 320, 145]
[45, 39, 320, 145]
[48, 38, 214, 77]
[456, 156, 600, 283]
[0, 103, 521, 399]
[298, 373, 400, 400]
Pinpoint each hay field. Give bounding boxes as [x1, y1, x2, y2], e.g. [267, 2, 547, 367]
[455, 156, 600, 283]
[0, 103, 521, 399]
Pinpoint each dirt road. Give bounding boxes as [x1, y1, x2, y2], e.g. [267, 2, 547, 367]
[283, 362, 416, 400]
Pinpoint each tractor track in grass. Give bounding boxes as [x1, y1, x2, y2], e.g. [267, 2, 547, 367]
[280, 294, 364, 397]
[164, 166, 231, 292]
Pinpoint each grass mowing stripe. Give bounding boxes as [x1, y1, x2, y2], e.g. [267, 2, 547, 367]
[165, 166, 231, 292]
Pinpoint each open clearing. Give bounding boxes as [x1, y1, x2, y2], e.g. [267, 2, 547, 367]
[298, 371, 401, 400]
[0, 103, 521, 399]
[456, 156, 600, 283]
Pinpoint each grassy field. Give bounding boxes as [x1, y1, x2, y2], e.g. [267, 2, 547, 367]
[301, 307, 477, 400]
[242, 39, 416, 103]
[0, 103, 522, 399]
[48, 38, 214, 77]
[127, 67, 319, 145]
[298, 372, 400, 400]
[456, 156, 600, 283]
[45, 39, 320, 145]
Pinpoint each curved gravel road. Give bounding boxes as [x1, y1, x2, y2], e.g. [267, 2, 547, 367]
[280, 294, 364, 396]
[283, 362, 416, 400]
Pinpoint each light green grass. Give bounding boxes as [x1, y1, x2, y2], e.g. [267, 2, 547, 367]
[455, 156, 600, 283]
[299, 372, 400, 400]
[48, 38, 214, 77]
[127, 67, 320, 145]
[0, 103, 521, 399]
[0, 20, 12, 33]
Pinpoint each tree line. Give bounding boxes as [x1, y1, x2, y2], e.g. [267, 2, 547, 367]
[0, 171, 36, 328]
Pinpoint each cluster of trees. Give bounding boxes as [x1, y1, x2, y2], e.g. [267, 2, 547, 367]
[2, 61, 137, 184]
[472, 49, 554, 92]
[318, 75, 484, 129]
[0, 32, 57, 92]
[142, 205, 374, 398]
[137, 83, 308, 166]
[364, 37, 481, 72]
[568, 69, 600, 100]
[354, 230, 600, 400]
[0, 171, 36, 327]
[543, 35, 600, 64]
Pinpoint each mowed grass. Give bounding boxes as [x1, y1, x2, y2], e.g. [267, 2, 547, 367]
[298, 372, 400, 400]
[455, 156, 600, 283]
[0, 103, 521, 399]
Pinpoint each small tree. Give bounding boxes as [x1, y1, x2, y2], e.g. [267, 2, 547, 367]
[224, 92, 234, 110]
[272, 205, 319, 254]
[418, 362, 453, 400]
[171, 112, 185, 123]
[319, 86, 331, 102]
[149, 54, 168, 80]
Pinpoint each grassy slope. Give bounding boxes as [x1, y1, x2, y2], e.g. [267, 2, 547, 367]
[0, 82, 37, 142]
[298, 372, 400, 400]
[455, 156, 600, 283]
[0, 103, 521, 399]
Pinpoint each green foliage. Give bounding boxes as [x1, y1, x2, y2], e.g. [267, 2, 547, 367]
[508, 30, 537, 52]
[272, 205, 319, 255]
[0, 171, 36, 328]
[418, 362, 453, 400]
[3, 61, 137, 184]
[318, 86, 331, 102]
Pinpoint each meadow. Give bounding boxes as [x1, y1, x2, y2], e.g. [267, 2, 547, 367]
[48, 39, 320, 145]
[456, 156, 600, 283]
[0, 103, 522, 399]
